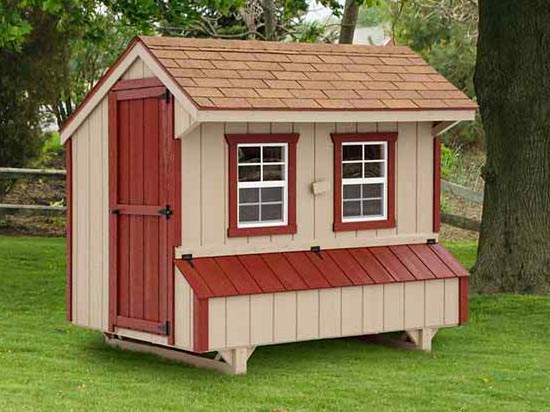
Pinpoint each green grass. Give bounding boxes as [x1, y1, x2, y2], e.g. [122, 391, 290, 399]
[0, 237, 548, 411]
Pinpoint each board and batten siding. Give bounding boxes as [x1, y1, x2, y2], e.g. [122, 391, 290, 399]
[177, 121, 435, 258]
[207, 278, 459, 351]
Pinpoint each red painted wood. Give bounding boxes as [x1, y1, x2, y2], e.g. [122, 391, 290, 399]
[409, 244, 454, 279]
[193, 296, 209, 352]
[215, 256, 262, 295]
[349, 248, 395, 283]
[192, 259, 238, 296]
[164, 92, 178, 346]
[128, 98, 145, 320]
[325, 249, 374, 285]
[115, 86, 166, 101]
[370, 247, 415, 282]
[116, 316, 167, 335]
[109, 83, 178, 340]
[174, 261, 213, 299]
[263, 252, 312, 289]
[331, 133, 397, 232]
[65, 139, 73, 322]
[429, 243, 469, 277]
[112, 77, 163, 91]
[433, 136, 441, 232]
[306, 251, 353, 287]
[388, 245, 435, 280]
[225, 133, 299, 238]
[117, 100, 131, 318]
[283, 252, 330, 289]
[237, 255, 285, 293]
[143, 97, 160, 322]
[108, 92, 118, 332]
[459, 277, 469, 324]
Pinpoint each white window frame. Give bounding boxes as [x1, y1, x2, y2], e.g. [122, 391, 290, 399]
[237, 143, 288, 228]
[341, 141, 388, 223]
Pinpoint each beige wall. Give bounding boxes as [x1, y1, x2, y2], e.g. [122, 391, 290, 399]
[207, 278, 459, 351]
[177, 120, 436, 258]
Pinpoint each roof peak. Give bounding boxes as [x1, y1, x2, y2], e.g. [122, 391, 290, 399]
[138, 35, 415, 56]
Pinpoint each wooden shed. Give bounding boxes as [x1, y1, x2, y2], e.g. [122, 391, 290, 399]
[61, 36, 476, 374]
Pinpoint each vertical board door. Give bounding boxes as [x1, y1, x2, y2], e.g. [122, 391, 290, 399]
[108, 78, 180, 339]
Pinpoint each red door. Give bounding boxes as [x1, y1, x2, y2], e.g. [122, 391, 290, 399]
[108, 78, 180, 339]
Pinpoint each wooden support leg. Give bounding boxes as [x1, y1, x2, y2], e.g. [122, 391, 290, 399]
[217, 347, 255, 375]
[405, 328, 438, 351]
[104, 334, 255, 375]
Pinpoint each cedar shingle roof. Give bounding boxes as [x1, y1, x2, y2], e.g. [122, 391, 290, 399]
[140, 36, 476, 111]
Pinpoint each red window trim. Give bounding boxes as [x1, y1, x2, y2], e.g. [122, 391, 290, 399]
[225, 133, 299, 238]
[331, 132, 397, 232]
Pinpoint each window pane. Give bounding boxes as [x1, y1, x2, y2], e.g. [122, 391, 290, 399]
[239, 165, 260, 182]
[362, 183, 383, 199]
[239, 205, 259, 222]
[263, 146, 284, 163]
[263, 164, 284, 181]
[343, 163, 362, 179]
[261, 187, 282, 202]
[343, 145, 362, 161]
[364, 162, 383, 178]
[239, 188, 259, 204]
[363, 199, 383, 216]
[238, 146, 260, 164]
[261, 203, 283, 221]
[343, 201, 361, 217]
[343, 184, 361, 200]
[364, 144, 383, 160]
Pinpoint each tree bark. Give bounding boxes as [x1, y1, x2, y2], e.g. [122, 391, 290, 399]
[339, 0, 359, 44]
[262, 0, 276, 41]
[473, 0, 550, 293]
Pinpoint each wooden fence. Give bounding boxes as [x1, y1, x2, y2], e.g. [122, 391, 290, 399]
[0, 167, 483, 231]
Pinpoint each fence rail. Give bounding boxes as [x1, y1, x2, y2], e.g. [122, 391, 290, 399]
[1, 167, 483, 231]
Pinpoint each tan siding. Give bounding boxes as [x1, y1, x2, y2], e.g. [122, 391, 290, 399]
[122, 58, 145, 80]
[250, 294, 274, 345]
[425, 279, 445, 326]
[296, 290, 319, 340]
[178, 121, 436, 258]
[211, 278, 460, 351]
[444, 278, 459, 325]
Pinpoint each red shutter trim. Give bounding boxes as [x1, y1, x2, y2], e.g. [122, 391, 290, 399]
[331, 133, 397, 232]
[459, 277, 469, 324]
[65, 139, 73, 322]
[108, 91, 118, 333]
[433, 136, 441, 232]
[193, 296, 209, 352]
[225, 133, 299, 238]
[163, 92, 179, 346]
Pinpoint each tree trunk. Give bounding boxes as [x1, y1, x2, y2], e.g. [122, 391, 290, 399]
[339, 0, 359, 44]
[473, 0, 550, 293]
[262, 0, 276, 41]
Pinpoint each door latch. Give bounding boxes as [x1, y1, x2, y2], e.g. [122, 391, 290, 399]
[157, 205, 173, 219]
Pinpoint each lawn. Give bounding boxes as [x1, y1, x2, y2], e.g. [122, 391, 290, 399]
[0, 237, 548, 411]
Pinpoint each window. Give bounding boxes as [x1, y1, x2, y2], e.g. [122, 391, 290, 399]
[331, 133, 397, 231]
[226, 134, 298, 237]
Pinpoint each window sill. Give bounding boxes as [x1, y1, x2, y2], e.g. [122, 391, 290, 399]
[333, 218, 395, 232]
[228, 224, 297, 238]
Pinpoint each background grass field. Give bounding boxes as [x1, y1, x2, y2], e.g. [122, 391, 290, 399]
[0, 237, 548, 411]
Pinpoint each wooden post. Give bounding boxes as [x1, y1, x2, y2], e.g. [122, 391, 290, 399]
[405, 328, 439, 351]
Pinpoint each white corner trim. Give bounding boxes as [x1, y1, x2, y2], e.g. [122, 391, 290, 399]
[60, 42, 198, 144]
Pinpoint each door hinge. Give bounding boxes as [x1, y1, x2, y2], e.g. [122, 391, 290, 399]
[157, 205, 173, 219]
[110, 208, 120, 215]
[182, 253, 194, 268]
[158, 89, 170, 104]
[158, 321, 170, 336]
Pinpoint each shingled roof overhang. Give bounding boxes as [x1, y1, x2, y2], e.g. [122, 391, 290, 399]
[60, 36, 477, 143]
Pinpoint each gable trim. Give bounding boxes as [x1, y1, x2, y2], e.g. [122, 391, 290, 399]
[60, 40, 199, 143]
